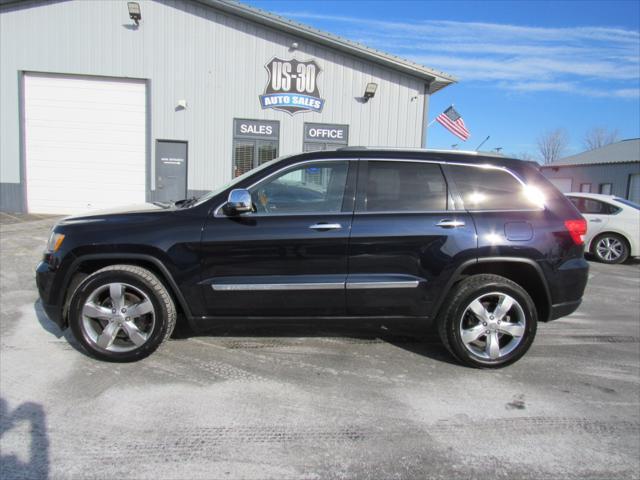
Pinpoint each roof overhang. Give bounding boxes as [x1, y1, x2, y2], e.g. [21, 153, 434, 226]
[196, 0, 457, 93]
[1, 0, 458, 93]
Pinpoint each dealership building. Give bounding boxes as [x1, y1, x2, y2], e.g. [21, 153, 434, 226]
[540, 139, 640, 203]
[0, 0, 455, 214]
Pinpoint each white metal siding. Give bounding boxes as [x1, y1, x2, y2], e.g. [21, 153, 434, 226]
[24, 74, 146, 214]
[548, 178, 572, 193]
[1, 0, 427, 202]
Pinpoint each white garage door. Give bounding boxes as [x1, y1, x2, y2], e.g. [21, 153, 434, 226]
[24, 73, 146, 214]
[548, 178, 572, 193]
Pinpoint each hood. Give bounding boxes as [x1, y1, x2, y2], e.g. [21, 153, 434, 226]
[57, 203, 169, 224]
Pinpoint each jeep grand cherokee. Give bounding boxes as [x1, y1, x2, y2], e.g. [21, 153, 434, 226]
[36, 149, 589, 367]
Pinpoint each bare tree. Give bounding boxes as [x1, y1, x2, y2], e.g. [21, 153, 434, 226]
[537, 129, 569, 164]
[583, 127, 619, 151]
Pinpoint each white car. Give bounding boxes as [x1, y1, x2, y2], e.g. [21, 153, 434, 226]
[565, 193, 640, 264]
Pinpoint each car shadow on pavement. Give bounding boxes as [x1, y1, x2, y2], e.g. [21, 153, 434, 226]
[0, 397, 50, 480]
[33, 300, 458, 365]
[33, 299, 86, 356]
[174, 317, 459, 366]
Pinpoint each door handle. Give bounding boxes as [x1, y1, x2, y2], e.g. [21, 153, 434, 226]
[436, 219, 465, 228]
[309, 223, 342, 231]
[589, 218, 602, 223]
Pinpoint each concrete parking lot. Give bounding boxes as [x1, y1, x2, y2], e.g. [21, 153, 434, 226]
[1, 216, 639, 480]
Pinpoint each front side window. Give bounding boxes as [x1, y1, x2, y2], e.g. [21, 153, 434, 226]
[361, 161, 448, 212]
[250, 161, 349, 214]
[447, 165, 541, 210]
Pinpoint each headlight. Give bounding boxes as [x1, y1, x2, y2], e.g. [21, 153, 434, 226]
[46, 232, 65, 252]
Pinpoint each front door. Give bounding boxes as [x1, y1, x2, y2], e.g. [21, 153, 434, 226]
[347, 160, 476, 317]
[155, 140, 187, 203]
[200, 159, 356, 317]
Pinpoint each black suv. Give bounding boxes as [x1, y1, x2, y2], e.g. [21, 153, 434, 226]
[36, 149, 589, 367]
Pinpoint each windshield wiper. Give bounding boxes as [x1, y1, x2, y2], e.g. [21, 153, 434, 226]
[173, 196, 199, 208]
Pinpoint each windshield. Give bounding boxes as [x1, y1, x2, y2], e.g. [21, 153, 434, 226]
[191, 155, 293, 207]
[614, 197, 640, 210]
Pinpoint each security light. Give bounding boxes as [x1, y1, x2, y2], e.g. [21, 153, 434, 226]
[363, 82, 378, 102]
[128, 2, 141, 26]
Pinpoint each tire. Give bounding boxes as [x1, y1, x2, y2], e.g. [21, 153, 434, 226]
[438, 274, 537, 368]
[592, 233, 629, 264]
[68, 265, 176, 362]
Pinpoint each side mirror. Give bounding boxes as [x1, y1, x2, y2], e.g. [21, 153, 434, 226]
[223, 188, 253, 215]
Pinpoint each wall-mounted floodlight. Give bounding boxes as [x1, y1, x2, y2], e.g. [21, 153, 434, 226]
[363, 82, 378, 102]
[128, 2, 141, 26]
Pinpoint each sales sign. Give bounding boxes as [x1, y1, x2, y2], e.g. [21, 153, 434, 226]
[259, 57, 325, 115]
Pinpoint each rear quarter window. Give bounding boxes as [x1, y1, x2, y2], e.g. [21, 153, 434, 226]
[446, 164, 541, 210]
[569, 197, 621, 215]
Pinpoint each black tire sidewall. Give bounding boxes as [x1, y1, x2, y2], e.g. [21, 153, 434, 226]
[69, 270, 169, 362]
[446, 280, 537, 368]
[593, 233, 629, 264]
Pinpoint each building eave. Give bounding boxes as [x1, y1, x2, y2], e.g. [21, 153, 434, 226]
[197, 0, 457, 93]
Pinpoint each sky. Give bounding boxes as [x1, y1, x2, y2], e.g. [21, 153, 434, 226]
[245, 0, 640, 160]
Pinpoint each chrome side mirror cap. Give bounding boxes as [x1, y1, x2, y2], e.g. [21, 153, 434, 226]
[224, 188, 253, 215]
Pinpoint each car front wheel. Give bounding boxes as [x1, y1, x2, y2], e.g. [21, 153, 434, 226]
[68, 265, 176, 362]
[438, 274, 537, 368]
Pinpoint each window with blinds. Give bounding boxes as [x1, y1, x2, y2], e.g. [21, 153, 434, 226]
[232, 119, 280, 177]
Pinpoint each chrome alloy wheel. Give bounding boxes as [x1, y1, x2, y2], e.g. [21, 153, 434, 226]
[81, 283, 155, 352]
[596, 236, 624, 262]
[459, 292, 526, 361]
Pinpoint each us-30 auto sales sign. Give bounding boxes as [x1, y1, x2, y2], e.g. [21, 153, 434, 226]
[259, 57, 325, 115]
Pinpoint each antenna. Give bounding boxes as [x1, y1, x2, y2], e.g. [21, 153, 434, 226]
[476, 135, 490, 151]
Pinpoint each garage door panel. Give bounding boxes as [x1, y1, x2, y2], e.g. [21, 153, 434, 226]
[25, 74, 146, 214]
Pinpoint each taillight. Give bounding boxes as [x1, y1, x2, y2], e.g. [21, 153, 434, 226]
[564, 219, 587, 245]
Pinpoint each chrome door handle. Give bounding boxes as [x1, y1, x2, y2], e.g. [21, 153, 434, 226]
[589, 218, 602, 223]
[309, 223, 342, 231]
[436, 219, 465, 228]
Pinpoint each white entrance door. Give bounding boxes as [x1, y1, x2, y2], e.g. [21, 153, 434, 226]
[24, 73, 146, 214]
[548, 178, 572, 193]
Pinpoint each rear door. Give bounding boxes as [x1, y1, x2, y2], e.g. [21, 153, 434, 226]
[567, 196, 613, 244]
[346, 159, 477, 317]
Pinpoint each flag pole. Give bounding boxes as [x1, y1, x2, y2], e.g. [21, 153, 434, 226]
[426, 118, 437, 128]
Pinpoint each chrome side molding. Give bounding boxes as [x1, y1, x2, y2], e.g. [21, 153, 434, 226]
[211, 280, 420, 291]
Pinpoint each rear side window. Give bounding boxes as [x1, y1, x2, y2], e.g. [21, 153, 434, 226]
[569, 197, 621, 215]
[447, 165, 540, 210]
[362, 161, 447, 212]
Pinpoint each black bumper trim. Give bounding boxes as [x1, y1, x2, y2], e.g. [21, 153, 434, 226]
[549, 299, 582, 321]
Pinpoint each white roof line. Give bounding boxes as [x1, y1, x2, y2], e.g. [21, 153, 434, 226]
[198, 0, 457, 92]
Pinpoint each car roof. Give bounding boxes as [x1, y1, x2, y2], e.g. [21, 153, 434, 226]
[291, 148, 536, 170]
[565, 192, 617, 201]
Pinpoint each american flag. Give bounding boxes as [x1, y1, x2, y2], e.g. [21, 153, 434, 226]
[436, 106, 470, 141]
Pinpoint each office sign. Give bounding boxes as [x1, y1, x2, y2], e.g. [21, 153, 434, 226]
[259, 57, 324, 115]
[304, 123, 349, 143]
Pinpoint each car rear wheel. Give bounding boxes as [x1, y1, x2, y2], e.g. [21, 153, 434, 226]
[438, 274, 537, 368]
[69, 265, 176, 362]
[592, 233, 629, 264]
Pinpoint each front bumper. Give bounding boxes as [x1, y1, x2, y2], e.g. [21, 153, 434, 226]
[36, 260, 64, 327]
